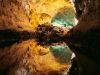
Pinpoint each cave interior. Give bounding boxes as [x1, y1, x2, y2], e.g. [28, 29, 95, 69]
[0, 0, 100, 75]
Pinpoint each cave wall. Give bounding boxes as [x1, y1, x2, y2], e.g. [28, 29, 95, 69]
[0, 0, 34, 31]
[74, 0, 100, 32]
[67, 0, 100, 75]
[0, 0, 75, 30]
[22, 0, 75, 28]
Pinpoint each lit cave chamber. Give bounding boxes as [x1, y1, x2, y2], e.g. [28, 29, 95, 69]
[0, 0, 100, 75]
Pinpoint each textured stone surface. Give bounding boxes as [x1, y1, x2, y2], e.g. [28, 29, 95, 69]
[0, 0, 34, 31]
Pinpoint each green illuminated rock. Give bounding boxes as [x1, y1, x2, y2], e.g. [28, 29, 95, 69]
[50, 7, 77, 64]
[50, 45, 72, 64]
[51, 7, 77, 27]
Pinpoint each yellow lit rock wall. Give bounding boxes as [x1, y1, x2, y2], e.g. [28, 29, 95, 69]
[22, 0, 75, 29]
[0, 0, 34, 31]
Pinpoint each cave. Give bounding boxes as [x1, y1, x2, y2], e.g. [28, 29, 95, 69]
[0, 0, 100, 75]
